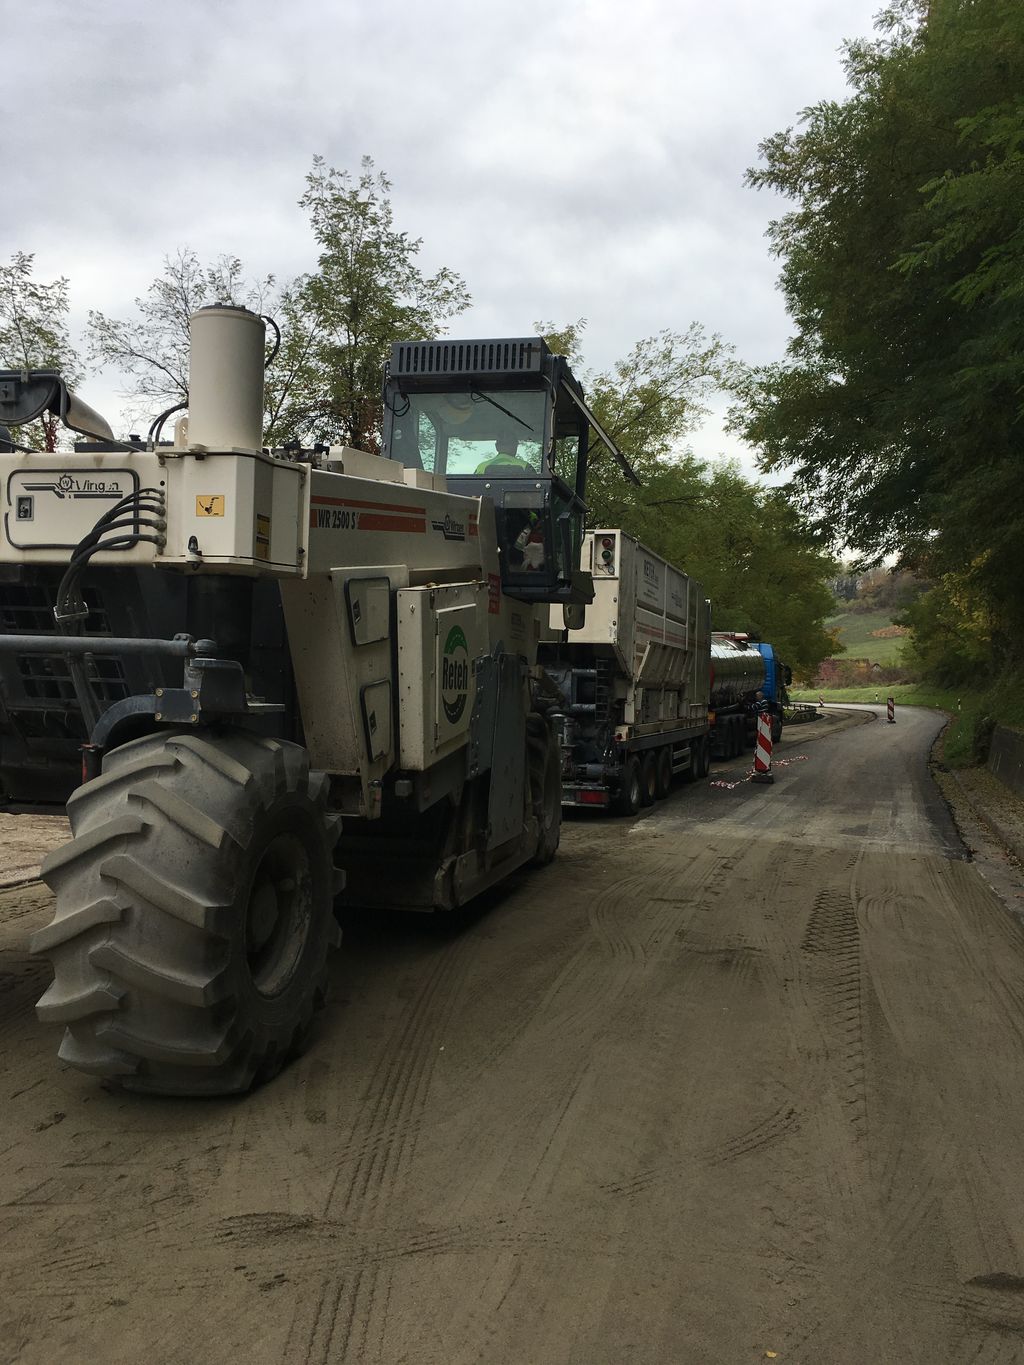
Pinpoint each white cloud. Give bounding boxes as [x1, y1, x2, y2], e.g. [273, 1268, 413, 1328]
[5, 0, 880, 476]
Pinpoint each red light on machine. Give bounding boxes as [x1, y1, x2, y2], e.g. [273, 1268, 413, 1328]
[577, 789, 609, 805]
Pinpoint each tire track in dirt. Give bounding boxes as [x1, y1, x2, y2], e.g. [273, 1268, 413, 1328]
[421, 838, 769, 1362]
[751, 838, 1024, 1362]
[286, 929, 478, 1364]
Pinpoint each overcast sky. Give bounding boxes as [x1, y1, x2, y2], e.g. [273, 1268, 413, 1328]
[6, 0, 882, 474]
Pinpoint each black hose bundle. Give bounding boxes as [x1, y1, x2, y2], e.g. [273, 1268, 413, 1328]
[54, 486, 166, 625]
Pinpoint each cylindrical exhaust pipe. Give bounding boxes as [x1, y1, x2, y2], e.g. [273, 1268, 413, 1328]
[187, 305, 265, 451]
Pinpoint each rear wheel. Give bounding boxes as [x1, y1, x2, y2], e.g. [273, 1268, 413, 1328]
[527, 714, 561, 866]
[614, 757, 643, 817]
[731, 719, 744, 758]
[697, 735, 711, 779]
[640, 753, 658, 807]
[690, 735, 710, 782]
[35, 728, 341, 1096]
[655, 747, 673, 798]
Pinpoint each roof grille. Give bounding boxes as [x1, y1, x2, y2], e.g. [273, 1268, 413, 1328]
[391, 338, 547, 379]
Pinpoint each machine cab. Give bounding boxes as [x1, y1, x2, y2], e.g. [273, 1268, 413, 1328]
[381, 337, 636, 606]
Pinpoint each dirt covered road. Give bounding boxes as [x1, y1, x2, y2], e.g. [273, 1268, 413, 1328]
[4, 707, 1024, 1363]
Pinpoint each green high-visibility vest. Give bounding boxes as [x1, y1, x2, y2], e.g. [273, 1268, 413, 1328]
[474, 452, 532, 473]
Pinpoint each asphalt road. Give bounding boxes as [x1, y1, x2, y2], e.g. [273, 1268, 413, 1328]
[4, 707, 1024, 1363]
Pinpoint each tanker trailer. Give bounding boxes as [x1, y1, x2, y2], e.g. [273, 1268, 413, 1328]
[709, 632, 790, 757]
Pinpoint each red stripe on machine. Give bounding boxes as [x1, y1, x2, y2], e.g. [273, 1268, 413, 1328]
[359, 513, 426, 532]
[309, 494, 426, 533]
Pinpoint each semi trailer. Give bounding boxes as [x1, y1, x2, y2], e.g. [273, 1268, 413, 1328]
[540, 535, 794, 812]
[0, 324, 636, 1095]
[540, 530, 711, 814]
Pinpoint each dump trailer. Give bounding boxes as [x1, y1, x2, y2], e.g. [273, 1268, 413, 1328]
[709, 632, 791, 757]
[540, 529, 711, 814]
[0, 324, 635, 1095]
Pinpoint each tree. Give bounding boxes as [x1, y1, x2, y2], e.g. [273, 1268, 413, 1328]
[541, 322, 839, 676]
[0, 252, 82, 451]
[267, 156, 471, 451]
[732, 0, 1024, 670]
[88, 248, 274, 432]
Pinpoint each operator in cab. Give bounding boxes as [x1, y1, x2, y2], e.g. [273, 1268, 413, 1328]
[475, 433, 534, 475]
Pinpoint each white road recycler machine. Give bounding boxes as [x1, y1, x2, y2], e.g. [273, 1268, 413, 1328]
[0, 313, 636, 1094]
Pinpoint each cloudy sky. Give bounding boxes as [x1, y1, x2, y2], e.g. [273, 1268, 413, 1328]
[7, 0, 882, 473]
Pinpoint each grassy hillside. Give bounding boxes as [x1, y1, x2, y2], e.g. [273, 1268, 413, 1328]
[827, 608, 909, 663]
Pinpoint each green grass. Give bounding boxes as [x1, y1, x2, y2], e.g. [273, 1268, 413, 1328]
[792, 683, 956, 707]
[826, 608, 909, 663]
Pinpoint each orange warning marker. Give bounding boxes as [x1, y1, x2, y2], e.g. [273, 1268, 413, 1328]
[751, 711, 775, 784]
[887, 695, 896, 724]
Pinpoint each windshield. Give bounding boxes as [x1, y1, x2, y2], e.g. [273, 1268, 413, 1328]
[388, 388, 547, 477]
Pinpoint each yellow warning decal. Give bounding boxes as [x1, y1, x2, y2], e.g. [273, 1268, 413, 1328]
[195, 495, 225, 517]
[255, 513, 271, 561]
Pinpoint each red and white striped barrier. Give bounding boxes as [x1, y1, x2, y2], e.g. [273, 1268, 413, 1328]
[751, 712, 774, 784]
[887, 696, 896, 724]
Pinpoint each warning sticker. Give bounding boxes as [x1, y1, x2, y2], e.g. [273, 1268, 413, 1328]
[255, 513, 271, 561]
[196, 495, 225, 517]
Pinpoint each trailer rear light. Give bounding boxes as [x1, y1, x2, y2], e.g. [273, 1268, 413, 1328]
[577, 789, 609, 805]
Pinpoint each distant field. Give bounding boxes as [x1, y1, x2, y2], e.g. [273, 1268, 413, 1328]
[827, 608, 909, 663]
[791, 684, 956, 708]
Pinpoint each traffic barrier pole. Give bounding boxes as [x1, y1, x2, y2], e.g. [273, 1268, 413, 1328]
[751, 711, 775, 784]
[819, 694, 825, 708]
[887, 696, 896, 724]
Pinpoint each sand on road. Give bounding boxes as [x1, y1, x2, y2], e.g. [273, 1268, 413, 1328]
[2, 706, 1024, 1363]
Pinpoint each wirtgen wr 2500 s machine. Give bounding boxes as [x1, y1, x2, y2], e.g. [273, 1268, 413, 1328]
[0, 313, 633, 1094]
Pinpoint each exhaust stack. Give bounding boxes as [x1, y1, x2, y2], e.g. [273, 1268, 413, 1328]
[187, 305, 265, 452]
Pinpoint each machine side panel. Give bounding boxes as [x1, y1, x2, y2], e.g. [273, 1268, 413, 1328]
[305, 468, 484, 579]
[0, 453, 164, 565]
[279, 564, 410, 806]
[396, 581, 488, 770]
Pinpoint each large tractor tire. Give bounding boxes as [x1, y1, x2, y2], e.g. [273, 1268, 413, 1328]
[34, 728, 341, 1096]
[527, 713, 561, 866]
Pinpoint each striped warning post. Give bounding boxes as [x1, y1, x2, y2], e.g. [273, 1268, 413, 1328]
[751, 711, 774, 784]
[887, 696, 896, 724]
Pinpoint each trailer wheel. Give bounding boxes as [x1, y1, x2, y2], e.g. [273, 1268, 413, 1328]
[655, 747, 673, 798]
[614, 757, 643, 817]
[527, 714, 561, 866]
[730, 718, 744, 758]
[34, 728, 341, 1096]
[696, 736, 711, 779]
[639, 753, 657, 807]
